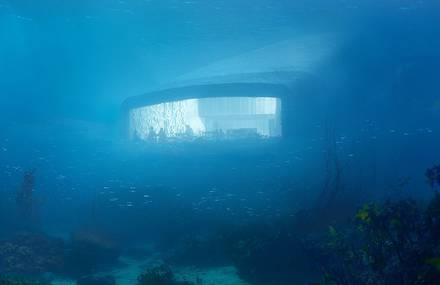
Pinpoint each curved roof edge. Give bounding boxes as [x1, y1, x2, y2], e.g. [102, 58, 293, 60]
[159, 70, 312, 91]
[121, 82, 291, 111]
[176, 33, 340, 82]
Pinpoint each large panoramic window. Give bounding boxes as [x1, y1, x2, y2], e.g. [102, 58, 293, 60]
[129, 97, 282, 141]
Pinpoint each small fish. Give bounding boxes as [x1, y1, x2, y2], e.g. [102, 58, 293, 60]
[57, 175, 66, 180]
[16, 15, 33, 21]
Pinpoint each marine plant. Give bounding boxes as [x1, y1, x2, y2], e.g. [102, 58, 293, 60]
[310, 194, 440, 285]
[0, 275, 51, 285]
[0, 233, 64, 275]
[426, 164, 440, 189]
[137, 264, 174, 285]
[15, 170, 38, 229]
[317, 120, 343, 211]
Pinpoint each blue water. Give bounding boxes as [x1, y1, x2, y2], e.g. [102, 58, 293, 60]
[1, 1, 440, 285]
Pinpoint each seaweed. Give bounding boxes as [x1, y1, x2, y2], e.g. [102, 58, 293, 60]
[15, 170, 38, 229]
[0, 276, 51, 285]
[137, 265, 174, 285]
[136, 264, 194, 285]
[317, 121, 343, 211]
[426, 165, 440, 189]
[303, 165, 440, 284]
[0, 233, 64, 276]
[310, 196, 440, 285]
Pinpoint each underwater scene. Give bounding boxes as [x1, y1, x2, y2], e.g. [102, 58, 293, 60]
[1, 1, 440, 285]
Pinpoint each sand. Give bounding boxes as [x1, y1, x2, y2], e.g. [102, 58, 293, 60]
[53, 255, 249, 285]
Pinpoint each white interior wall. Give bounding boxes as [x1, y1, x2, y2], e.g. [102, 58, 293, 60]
[129, 96, 281, 140]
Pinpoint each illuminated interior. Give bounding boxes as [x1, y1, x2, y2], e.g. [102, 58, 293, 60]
[129, 97, 281, 140]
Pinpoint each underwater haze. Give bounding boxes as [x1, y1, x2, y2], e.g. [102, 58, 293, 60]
[1, 1, 440, 285]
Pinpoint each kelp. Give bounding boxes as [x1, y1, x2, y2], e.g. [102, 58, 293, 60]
[426, 165, 440, 189]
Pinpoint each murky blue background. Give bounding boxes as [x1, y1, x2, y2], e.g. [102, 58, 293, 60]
[0, 1, 440, 283]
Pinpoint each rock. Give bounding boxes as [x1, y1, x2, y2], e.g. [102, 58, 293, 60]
[0, 232, 65, 275]
[64, 231, 120, 277]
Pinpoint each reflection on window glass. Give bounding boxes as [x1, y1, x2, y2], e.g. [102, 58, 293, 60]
[129, 97, 282, 140]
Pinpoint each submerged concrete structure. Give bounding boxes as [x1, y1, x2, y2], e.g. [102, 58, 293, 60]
[121, 34, 339, 141]
[122, 83, 288, 140]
